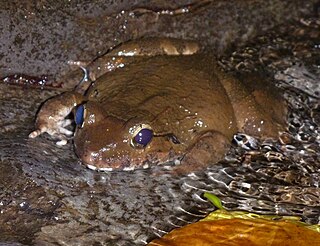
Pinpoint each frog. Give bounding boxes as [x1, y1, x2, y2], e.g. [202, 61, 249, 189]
[29, 37, 287, 173]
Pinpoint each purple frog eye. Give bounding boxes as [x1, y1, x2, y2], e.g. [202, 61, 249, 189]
[131, 125, 153, 148]
[75, 104, 85, 127]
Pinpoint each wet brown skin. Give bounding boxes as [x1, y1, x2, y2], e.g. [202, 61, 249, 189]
[73, 54, 287, 172]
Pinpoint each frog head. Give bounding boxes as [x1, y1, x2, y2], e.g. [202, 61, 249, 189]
[73, 101, 181, 171]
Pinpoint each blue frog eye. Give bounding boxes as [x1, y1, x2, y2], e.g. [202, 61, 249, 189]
[75, 104, 85, 126]
[132, 128, 153, 148]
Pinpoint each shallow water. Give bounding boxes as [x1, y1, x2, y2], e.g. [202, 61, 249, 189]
[0, 11, 319, 246]
[215, 17, 320, 222]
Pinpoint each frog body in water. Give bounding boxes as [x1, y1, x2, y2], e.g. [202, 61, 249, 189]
[29, 38, 287, 173]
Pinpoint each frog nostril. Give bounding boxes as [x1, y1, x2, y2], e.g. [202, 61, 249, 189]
[93, 89, 99, 97]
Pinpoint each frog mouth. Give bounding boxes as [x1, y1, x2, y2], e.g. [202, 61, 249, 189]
[81, 149, 179, 172]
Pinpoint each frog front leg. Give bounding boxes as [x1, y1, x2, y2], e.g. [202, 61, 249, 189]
[172, 131, 230, 175]
[29, 92, 85, 145]
[58, 38, 200, 90]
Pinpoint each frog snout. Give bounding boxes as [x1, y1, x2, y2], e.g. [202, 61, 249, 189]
[75, 133, 136, 170]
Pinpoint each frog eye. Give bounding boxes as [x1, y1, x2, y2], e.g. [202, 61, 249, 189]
[75, 104, 86, 127]
[130, 124, 153, 148]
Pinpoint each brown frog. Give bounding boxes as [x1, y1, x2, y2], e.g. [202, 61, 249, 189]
[29, 38, 287, 173]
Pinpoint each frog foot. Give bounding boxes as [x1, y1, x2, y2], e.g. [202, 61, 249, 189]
[29, 92, 84, 145]
[29, 118, 73, 145]
[171, 131, 230, 175]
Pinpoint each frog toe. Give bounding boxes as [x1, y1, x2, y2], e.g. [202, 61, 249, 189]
[28, 128, 46, 138]
[60, 119, 72, 127]
[59, 127, 73, 136]
[56, 139, 68, 146]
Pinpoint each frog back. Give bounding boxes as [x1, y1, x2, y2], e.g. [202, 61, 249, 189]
[87, 55, 238, 145]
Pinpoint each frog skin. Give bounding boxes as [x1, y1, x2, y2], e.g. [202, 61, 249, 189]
[29, 38, 287, 173]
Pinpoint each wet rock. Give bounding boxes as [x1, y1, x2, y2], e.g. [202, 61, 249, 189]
[0, 0, 318, 88]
